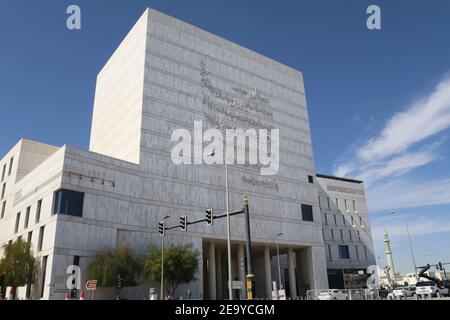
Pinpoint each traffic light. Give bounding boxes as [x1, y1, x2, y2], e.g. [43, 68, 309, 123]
[118, 275, 123, 289]
[438, 262, 443, 271]
[158, 221, 165, 236]
[206, 208, 213, 225]
[180, 215, 187, 231]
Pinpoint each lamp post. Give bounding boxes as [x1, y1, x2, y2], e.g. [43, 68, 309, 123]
[160, 215, 170, 300]
[388, 211, 417, 277]
[208, 151, 233, 300]
[275, 233, 283, 293]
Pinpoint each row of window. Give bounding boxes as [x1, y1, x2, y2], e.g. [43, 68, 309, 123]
[14, 199, 42, 233]
[323, 228, 361, 242]
[7, 224, 45, 252]
[1, 156, 13, 182]
[319, 196, 358, 213]
[330, 244, 368, 261]
[323, 212, 364, 228]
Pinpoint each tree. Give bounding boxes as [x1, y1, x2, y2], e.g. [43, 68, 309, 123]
[86, 246, 143, 288]
[0, 238, 35, 298]
[145, 243, 199, 297]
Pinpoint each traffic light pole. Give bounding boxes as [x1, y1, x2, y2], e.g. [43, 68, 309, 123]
[161, 233, 165, 300]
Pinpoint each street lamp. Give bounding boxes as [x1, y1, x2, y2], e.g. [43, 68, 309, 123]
[275, 233, 283, 294]
[388, 211, 417, 277]
[208, 151, 233, 300]
[160, 215, 170, 300]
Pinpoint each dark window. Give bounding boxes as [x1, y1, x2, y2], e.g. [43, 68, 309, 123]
[357, 231, 361, 241]
[1, 183, 5, 199]
[334, 214, 337, 225]
[301, 204, 313, 222]
[364, 246, 368, 260]
[73, 255, 80, 266]
[24, 206, 31, 229]
[340, 229, 344, 240]
[14, 212, 21, 234]
[349, 230, 353, 241]
[327, 197, 330, 209]
[331, 229, 335, 240]
[335, 198, 339, 210]
[1, 201, 5, 219]
[38, 226, 45, 251]
[328, 245, 332, 261]
[40, 255, 48, 298]
[53, 190, 84, 217]
[308, 175, 313, 184]
[353, 200, 357, 212]
[27, 231, 32, 243]
[8, 157, 13, 176]
[1, 164, 5, 181]
[355, 245, 359, 259]
[339, 245, 350, 259]
[324, 214, 328, 225]
[35, 199, 42, 223]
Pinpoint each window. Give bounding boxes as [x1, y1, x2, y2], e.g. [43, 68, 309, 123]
[1, 164, 5, 181]
[328, 245, 332, 261]
[27, 231, 32, 244]
[1, 201, 5, 219]
[331, 229, 335, 240]
[301, 204, 314, 222]
[353, 200, 357, 212]
[73, 255, 80, 266]
[334, 214, 337, 225]
[356, 245, 360, 259]
[327, 197, 330, 209]
[38, 225, 45, 251]
[340, 229, 344, 240]
[14, 212, 21, 234]
[35, 199, 42, 223]
[53, 189, 84, 217]
[335, 198, 339, 210]
[308, 175, 314, 184]
[357, 231, 361, 241]
[351, 215, 354, 227]
[40, 255, 48, 298]
[349, 230, 353, 241]
[339, 245, 350, 259]
[364, 246, 368, 260]
[8, 157, 14, 176]
[359, 216, 363, 227]
[1, 183, 5, 199]
[24, 206, 31, 229]
[343, 215, 346, 225]
[324, 214, 328, 225]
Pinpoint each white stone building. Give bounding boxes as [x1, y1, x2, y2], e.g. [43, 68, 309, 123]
[0, 8, 374, 299]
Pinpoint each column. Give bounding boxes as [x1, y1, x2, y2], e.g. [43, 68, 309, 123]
[208, 242, 216, 300]
[264, 246, 272, 298]
[288, 247, 297, 297]
[216, 249, 223, 299]
[237, 244, 245, 299]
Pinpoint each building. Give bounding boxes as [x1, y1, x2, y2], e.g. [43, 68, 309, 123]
[316, 174, 376, 289]
[0, 8, 373, 299]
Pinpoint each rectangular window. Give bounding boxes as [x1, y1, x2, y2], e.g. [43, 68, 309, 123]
[8, 157, 13, 176]
[339, 245, 350, 259]
[40, 255, 48, 298]
[35, 199, 42, 223]
[73, 255, 80, 266]
[349, 230, 353, 241]
[327, 197, 331, 209]
[331, 229, 335, 240]
[334, 214, 337, 225]
[27, 231, 32, 244]
[360, 216, 363, 227]
[357, 231, 361, 241]
[301, 204, 314, 222]
[353, 200, 357, 212]
[38, 226, 45, 251]
[344, 199, 348, 212]
[1, 183, 5, 199]
[340, 229, 344, 240]
[328, 245, 332, 261]
[1, 201, 5, 219]
[308, 175, 314, 184]
[14, 212, 21, 234]
[335, 198, 339, 210]
[356, 245, 360, 259]
[351, 215, 354, 227]
[364, 246, 368, 260]
[1, 164, 5, 181]
[24, 206, 31, 229]
[324, 214, 328, 225]
[53, 189, 84, 217]
[343, 215, 346, 225]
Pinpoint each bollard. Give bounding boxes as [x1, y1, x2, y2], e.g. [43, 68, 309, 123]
[246, 274, 255, 300]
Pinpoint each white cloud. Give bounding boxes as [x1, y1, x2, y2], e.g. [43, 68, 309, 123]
[334, 75, 450, 186]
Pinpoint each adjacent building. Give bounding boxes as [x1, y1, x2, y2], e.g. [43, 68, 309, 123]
[0, 8, 374, 299]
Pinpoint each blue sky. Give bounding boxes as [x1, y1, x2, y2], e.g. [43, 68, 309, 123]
[1, 0, 449, 275]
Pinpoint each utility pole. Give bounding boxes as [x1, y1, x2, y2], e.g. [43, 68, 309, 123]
[243, 195, 254, 300]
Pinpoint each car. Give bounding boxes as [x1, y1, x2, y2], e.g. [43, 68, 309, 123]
[416, 281, 449, 297]
[392, 286, 415, 297]
[367, 286, 389, 299]
[317, 289, 349, 300]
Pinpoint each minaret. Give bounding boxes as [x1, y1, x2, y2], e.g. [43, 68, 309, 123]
[384, 229, 396, 285]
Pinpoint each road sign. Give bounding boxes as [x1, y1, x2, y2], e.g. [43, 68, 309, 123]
[86, 280, 97, 291]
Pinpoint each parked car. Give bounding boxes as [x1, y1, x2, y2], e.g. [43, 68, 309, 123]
[416, 281, 449, 297]
[392, 286, 415, 297]
[367, 286, 389, 299]
[317, 289, 349, 300]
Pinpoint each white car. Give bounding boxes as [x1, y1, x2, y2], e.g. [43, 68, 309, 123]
[317, 289, 349, 300]
[392, 286, 414, 297]
[416, 281, 449, 297]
